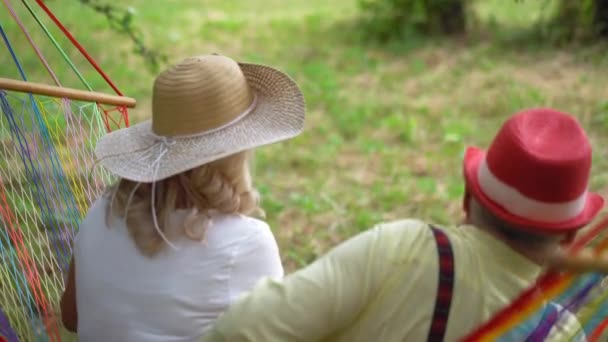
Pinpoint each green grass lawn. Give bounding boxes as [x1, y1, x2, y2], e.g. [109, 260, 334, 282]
[1, 0, 608, 338]
[2, 0, 608, 269]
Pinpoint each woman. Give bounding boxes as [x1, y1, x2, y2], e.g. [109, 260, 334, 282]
[60, 53, 305, 341]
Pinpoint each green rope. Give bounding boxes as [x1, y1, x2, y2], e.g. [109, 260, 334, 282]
[20, 0, 94, 91]
[21, 0, 109, 130]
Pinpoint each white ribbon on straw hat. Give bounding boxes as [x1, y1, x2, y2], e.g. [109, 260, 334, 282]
[94, 54, 306, 249]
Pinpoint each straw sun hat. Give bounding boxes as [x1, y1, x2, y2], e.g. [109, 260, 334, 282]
[95, 54, 306, 183]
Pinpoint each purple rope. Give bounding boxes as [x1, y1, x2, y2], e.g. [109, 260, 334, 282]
[525, 277, 599, 341]
[3, 0, 62, 86]
[0, 307, 19, 342]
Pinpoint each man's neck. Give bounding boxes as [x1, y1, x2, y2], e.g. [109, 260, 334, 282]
[471, 222, 561, 267]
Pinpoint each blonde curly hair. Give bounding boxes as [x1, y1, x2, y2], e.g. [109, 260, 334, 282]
[105, 150, 262, 257]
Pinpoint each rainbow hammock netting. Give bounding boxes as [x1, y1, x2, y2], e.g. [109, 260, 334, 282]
[461, 216, 608, 342]
[0, 0, 131, 340]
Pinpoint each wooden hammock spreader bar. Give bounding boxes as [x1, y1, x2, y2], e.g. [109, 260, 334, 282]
[548, 248, 608, 274]
[0, 77, 136, 108]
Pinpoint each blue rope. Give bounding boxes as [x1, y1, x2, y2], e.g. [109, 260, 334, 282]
[0, 78, 70, 273]
[583, 288, 608, 334]
[0, 91, 50, 325]
[0, 200, 38, 333]
[524, 275, 600, 341]
[0, 23, 77, 271]
[555, 273, 603, 304]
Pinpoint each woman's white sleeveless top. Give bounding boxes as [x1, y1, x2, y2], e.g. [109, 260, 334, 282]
[73, 196, 283, 341]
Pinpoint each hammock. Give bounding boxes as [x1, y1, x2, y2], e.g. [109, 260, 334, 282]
[1, 1, 607, 342]
[0, 0, 132, 340]
[462, 216, 608, 342]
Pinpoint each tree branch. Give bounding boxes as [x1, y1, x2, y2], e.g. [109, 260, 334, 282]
[77, 0, 168, 72]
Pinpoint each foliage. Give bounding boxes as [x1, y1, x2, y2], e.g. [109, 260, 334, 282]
[358, 0, 608, 43]
[597, 0, 608, 35]
[5, 0, 608, 338]
[510, 0, 608, 42]
[40, 0, 605, 271]
[5, 0, 608, 274]
[76, 0, 168, 72]
[357, 0, 467, 41]
[535, 0, 597, 42]
[2, 2, 608, 339]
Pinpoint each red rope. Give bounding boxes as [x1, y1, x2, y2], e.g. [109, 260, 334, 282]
[0, 178, 60, 341]
[590, 317, 608, 342]
[460, 273, 563, 341]
[97, 104, 130, 132]
[34, 0, 124, 96]
[460, 215, 608, 341]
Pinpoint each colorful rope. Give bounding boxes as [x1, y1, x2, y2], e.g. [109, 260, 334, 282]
[0, 307, 18, 342]
[20, 0, 93, 91]
[461, 216, 608, 341]
[0, 1, 129, 340]
[34, 0, 125, 96]
[1, 1, 607, 341]
[3, 0, 61, 86]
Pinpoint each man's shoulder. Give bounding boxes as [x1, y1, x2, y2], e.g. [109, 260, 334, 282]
[366, 218, 436, 251]
[373, 218, 430, 234]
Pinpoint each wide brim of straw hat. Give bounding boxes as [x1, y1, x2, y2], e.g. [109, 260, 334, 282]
[463, 146, 604, 233]
[95, 62, 305, 183]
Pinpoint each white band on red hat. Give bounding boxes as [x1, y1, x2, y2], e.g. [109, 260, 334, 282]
[477, 158, 587, 223]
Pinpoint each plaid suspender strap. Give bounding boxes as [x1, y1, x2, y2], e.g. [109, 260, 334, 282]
[427, 226, 455, 342]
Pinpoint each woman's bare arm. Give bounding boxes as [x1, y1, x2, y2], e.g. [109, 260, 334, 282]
[60, 256, 78, 333]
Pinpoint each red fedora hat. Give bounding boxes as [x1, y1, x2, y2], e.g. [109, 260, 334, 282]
[463, 108, 604, 233]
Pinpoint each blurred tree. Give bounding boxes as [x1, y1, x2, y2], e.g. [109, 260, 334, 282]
[358, 0, 467, 41]
[426, 0, 466, 35]
[76, 0, 167, 72]
[594, 0, 608, 36]
[360, 0, 608, 43]
[541, 0, 608, 41]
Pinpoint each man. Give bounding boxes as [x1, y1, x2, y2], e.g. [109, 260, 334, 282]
[201, 108, 604, 341]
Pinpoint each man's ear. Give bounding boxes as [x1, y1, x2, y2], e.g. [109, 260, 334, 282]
[560, 232, 578, 246]
[463, 190, 472, 223]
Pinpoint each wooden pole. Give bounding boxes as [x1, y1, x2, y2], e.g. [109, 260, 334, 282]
[0, 77, 136, 108]
[548, 248, 608, 274]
